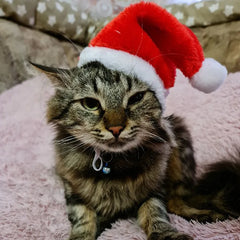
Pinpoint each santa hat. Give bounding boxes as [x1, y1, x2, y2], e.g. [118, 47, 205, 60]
[78, 2, 227, 108]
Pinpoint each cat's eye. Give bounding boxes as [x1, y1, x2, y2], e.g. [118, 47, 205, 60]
[128, 92, 145, 106]
[81, 98, 100, 111]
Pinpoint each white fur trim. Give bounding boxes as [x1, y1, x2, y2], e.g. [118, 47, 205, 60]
[78, 47, 167, 108]
[190, 58, 227, 93]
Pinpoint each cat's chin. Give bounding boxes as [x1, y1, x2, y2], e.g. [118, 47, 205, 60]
[96, 140, 139, 153]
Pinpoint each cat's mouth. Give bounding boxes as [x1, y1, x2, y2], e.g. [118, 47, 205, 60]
[108, 139, 127, 148]
[96, 136, 139, 153]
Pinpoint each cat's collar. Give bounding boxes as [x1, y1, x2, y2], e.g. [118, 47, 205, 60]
[92, 149, 111, 175]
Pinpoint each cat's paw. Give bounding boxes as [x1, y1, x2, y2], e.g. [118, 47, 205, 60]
[148, 232, 193, 240]
[191, 211, 227, 223]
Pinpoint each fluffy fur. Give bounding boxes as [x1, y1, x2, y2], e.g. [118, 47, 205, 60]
[29, 61, 240, 240]
[1, 71, 240, 239]
[87, 2, 204, 88]
[190, 58, 227, 93]
[78, 47, 166, 108]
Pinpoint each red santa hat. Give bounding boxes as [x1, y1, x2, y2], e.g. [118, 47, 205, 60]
[78, 2, 227, 108]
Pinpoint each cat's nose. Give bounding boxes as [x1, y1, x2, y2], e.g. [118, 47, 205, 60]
[108, 126, 124, 138]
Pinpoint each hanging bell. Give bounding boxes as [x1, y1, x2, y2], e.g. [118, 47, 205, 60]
[102, 163, 111, 174]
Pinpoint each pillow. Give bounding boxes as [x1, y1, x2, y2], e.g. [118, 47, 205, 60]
[1, 0, 240, 44]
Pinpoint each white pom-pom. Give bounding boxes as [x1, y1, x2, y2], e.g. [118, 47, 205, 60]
[190, 58, 227, 93]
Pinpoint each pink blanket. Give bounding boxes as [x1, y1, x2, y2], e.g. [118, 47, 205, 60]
[0, 71, 240, 239]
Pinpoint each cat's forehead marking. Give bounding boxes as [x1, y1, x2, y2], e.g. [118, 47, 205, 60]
[70, 64, 152, 109]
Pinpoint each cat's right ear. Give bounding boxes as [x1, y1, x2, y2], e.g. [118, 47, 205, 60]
[29, 61, 71, 87]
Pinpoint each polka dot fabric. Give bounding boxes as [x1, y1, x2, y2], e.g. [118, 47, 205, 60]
[0, 0, 239, 45]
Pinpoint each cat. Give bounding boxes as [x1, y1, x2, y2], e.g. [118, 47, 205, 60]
[32, 61, 240, 240]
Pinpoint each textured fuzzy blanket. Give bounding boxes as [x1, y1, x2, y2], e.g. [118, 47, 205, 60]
[0, 71, 240, 240]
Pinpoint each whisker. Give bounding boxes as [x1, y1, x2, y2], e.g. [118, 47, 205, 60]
[147, 52, 194, 64]
[55, 139, 81, 146]
[81, 145, 92, 154]
[51, 29, 82, 53]
[142, 130, 167, 143]
[70, 143, 86, 152]
[58, 141, 88, 155]
[135, 19, 144, 56]
[54, 135, 77, 143]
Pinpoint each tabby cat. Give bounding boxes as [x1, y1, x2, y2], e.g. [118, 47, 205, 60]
[33, 61, 240, 240]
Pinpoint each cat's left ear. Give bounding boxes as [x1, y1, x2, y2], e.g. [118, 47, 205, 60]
[29, 61, 71, 87]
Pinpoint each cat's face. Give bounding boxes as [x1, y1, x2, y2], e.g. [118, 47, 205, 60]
[42, 62, 162, 153]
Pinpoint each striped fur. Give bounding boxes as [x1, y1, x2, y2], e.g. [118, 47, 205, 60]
[33, 61, 240, 240]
